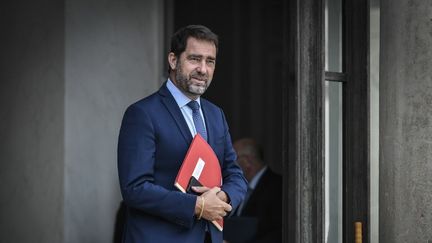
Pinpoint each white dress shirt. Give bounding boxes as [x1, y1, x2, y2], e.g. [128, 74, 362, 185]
[166, 79, 207, 137]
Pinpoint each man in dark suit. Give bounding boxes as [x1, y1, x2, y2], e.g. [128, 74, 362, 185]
[117, 25, 248, 243]
[230, 138, 282, 243]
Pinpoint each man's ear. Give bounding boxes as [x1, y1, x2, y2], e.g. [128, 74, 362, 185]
[168, 52, 177, 70]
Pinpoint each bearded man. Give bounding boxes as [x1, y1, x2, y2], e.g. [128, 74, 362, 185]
[117, 25, 247, 243]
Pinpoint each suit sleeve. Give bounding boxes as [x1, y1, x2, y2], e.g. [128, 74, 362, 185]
[117, 104, 197, 228]
[218, 109, 248, 211]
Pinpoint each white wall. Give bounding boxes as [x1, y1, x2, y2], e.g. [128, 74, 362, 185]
[64, 0, 165, 242]
[0, 1, 165, 242]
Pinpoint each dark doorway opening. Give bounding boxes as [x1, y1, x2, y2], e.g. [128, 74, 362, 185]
[170, 0, 370, 242]
[173, 0, 284, 173]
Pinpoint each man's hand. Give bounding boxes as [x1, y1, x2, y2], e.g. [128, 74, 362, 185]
[193, 186, 229, 203]
[194, 187, 232, 221]
[216, 190, 229, 203]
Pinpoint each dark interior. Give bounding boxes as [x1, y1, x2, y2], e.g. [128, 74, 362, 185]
[174, 0, 285, 172]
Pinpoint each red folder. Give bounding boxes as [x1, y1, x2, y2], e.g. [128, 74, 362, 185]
[174, 134, 223, 231]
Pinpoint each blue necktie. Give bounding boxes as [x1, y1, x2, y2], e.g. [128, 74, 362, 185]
[187, 101, 208, 141]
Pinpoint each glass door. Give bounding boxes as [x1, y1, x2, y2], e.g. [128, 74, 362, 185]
[324, 0, 345, 242]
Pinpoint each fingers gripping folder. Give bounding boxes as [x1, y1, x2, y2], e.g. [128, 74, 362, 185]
[174, 134, 223, 231]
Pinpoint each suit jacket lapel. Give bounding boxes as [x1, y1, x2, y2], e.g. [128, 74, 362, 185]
[158, 83, 193, 144]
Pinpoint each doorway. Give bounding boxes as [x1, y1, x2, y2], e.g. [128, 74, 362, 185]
[172, 0, 284, 173]
[169, 0, 370, 242]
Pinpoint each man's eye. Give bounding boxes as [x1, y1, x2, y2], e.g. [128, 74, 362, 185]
[207, 60, 215, 65]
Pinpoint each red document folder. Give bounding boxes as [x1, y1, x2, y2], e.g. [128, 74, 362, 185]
[174, 134, 224, 231]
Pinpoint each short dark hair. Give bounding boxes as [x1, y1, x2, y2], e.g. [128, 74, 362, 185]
[170, 25, 219, 58]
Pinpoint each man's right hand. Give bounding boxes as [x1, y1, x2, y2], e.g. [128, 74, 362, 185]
[194, 187, 232, 221]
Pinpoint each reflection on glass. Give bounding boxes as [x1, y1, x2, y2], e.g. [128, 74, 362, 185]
[369, 1, 380, 243]
[325, 81, 343, 243]
[325, 0, 342, 72]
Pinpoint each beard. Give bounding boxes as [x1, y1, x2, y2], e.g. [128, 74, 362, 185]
[175, 63, 212, 97]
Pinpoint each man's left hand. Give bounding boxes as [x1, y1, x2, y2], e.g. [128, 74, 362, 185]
[192, 186, 228, 203]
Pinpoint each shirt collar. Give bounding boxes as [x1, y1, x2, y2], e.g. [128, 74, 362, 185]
[166, 79, 201, 108]
[248, 166, 267, 190]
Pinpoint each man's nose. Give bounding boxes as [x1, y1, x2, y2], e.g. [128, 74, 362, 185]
[196, 61, 208, 74]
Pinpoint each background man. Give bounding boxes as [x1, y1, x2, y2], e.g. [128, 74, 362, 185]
[117, 25, 247, 243]
[231, 138, 282, 242]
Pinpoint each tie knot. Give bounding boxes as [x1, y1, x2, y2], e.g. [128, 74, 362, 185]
[187, 100, 200, 111]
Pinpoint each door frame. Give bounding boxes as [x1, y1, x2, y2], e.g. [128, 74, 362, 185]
[281, 0, 370, 242]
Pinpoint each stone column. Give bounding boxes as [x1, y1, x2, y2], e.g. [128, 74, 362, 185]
[0, 1, 65, 242]
[380, 0, 432, 242]
[64, 0, 164, 242]
[0, 0, 164, 242]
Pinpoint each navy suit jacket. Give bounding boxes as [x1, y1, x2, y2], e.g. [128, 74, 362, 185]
[241, 169, 282, 242]
[118, 83, 247, 243]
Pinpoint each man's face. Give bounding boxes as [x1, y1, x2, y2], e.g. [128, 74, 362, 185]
[169, 37, 216, 99]
[236, 155, 254, 182]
